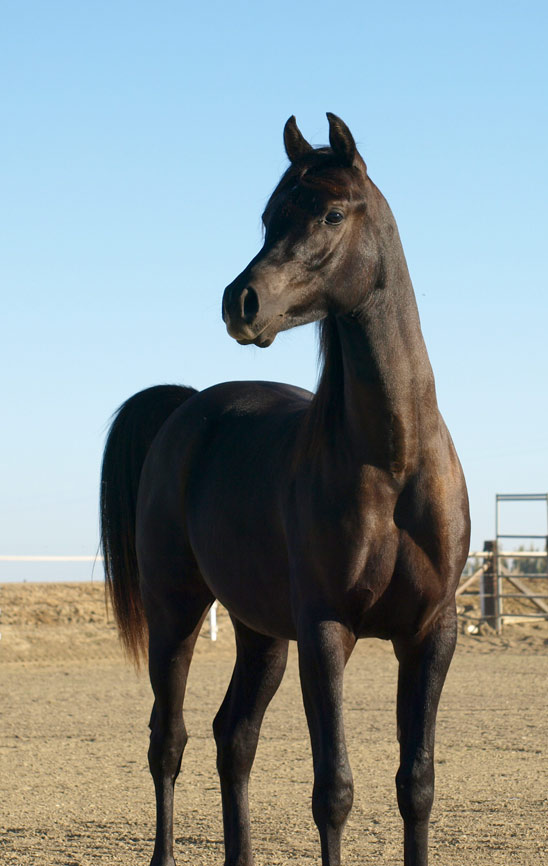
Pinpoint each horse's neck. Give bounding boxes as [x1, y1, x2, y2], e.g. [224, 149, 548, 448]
[315, 265, 439, 478]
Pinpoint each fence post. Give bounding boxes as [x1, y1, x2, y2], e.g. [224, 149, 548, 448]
[209, 601, 218, 641]
[480, 540, 500, 632]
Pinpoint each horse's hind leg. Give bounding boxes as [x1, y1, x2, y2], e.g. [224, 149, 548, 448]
[213, 619, 289, 866]
[392, 606, 457, 866]
[147, 590, 213, 866]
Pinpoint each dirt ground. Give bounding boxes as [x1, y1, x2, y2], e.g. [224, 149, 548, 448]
[1, 582, 547, 865]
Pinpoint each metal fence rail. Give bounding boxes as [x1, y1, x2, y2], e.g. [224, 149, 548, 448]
[458, 546, 548, 633]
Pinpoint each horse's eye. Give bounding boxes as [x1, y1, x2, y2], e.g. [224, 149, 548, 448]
[325, 210, 344, 225]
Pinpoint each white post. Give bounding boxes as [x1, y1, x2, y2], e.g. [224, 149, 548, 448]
[209, 601, 218, 641]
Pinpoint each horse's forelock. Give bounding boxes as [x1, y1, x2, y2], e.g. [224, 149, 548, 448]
[262, 150, 360, 224]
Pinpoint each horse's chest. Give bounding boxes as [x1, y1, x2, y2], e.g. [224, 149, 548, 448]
[286, 484, 401, 594]
[285, 473, 452, 629]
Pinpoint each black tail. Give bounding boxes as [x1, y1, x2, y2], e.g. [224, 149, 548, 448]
[100, 384, 198, 665]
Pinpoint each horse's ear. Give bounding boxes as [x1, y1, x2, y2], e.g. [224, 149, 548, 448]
[283, 116, 313, 163]
[326, 113, 356, 167]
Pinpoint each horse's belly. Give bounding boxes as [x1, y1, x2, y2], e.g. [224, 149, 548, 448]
[186, 453, 297, 639]
[189, 515, 297, 639]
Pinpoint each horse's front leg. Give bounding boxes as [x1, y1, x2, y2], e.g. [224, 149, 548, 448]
[392, 605, 458, 866]
[298, 617, 356, 866]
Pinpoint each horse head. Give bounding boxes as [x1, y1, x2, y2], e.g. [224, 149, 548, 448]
[222, 113, 385, 347]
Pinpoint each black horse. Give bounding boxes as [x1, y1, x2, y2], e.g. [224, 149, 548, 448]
[101, 113, 470, 866]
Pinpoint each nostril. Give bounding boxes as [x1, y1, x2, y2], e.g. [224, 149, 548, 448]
[241, 286, 259, 322]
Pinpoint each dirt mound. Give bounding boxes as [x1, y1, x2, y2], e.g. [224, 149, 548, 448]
[0, 581, 109, 626]
[2, 581, 547, 665]
[0, 582, 230, 665]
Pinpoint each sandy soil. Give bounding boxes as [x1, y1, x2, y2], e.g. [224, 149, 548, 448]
[1, 581, 547, 865]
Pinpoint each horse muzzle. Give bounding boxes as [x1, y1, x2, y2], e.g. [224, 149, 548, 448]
[222, 279, 279, 347]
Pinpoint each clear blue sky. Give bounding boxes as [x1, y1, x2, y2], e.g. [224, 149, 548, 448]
[1, 1, 547, 580]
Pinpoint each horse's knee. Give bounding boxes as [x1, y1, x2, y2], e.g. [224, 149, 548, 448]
[396, 755, 434, 824]
[312, 766, 354, 831]
[213, 718, 255, 783]
[148, 716, 188, 780]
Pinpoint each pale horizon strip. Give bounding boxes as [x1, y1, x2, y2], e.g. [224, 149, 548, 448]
[0, 555, 104, 562]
